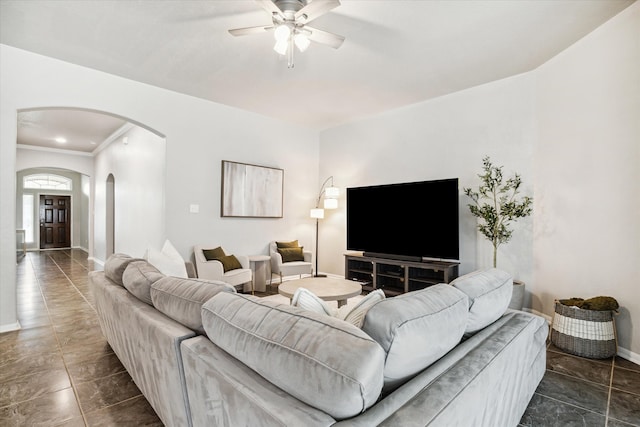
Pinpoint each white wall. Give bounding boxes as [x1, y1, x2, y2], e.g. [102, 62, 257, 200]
[534, 3, 640, 355]
[0, 44, 318, 331]
[318, 3, 639, 358]
[319, 73, 536, 281]
[93, 125, 166, 260]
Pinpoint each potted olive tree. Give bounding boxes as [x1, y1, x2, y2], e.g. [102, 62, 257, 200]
[464, 157, 533, 309]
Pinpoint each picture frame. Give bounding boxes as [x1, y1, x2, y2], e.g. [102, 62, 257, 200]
[221, 160, 284, 218]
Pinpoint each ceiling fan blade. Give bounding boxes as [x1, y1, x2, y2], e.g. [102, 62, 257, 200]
[255, 0, 283, 17]
[228, 25, 274, 36]
[305, 26, 345, 49]
[295, 0, 340, 23]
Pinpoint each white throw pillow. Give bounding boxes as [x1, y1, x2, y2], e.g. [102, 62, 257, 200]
[145, 240, 188, 278]
[336, 289, 385, 328]
[291, 287, 334, 316]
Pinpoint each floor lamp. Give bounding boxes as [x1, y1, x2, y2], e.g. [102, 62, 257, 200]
[310, 176, 339, 278]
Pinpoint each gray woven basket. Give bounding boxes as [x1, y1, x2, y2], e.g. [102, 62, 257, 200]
[550, 301, 617, 359]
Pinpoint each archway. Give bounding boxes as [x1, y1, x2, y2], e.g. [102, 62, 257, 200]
[15, 107, 166, 262]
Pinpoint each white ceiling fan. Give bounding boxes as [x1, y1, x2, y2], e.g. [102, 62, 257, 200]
[228, 0, 345, 68]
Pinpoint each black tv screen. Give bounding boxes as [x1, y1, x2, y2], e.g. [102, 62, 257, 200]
[346, 178, 459, 262]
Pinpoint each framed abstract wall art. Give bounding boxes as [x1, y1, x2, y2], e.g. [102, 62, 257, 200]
[221, 160, 284, 218]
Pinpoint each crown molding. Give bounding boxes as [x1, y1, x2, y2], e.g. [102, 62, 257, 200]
[16, 144, 93, 157]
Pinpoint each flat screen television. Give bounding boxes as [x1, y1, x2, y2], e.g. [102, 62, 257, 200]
[346, 178, 459, 262]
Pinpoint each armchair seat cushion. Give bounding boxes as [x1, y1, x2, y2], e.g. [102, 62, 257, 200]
[220, 267, 252, 287]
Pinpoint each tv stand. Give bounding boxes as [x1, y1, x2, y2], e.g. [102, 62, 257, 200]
[363, 252, 422, 263]
[344, 253, 459, 297]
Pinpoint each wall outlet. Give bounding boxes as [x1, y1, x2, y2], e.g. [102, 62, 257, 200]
[189, 204, 199, 214]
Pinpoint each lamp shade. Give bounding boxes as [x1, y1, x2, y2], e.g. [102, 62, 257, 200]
[310, 208, 325, 219]
[323, 198, 338, 209]
[325, 186, 340, 198]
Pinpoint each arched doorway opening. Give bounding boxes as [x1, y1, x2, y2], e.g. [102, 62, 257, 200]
[15, 107, 166, 262]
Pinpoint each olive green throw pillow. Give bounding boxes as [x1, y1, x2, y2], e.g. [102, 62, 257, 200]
[203, 247, 226, 261]
[276, 240, 299, 249]
[278, 247, 305, 263]
[217, 254, 243, 272]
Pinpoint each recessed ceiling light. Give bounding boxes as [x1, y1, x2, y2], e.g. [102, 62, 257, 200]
[89, 140, 97, 145]
[55, 137, 67, 144]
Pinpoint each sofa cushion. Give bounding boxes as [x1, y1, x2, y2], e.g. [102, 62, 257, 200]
[451, 268, 513, 334]
[151, 276, 236, 334]
[122, 260, 165, 305]
[104, 253, 144, 286]
[201, 293, 385, 420]
[361, 284, 469, 391]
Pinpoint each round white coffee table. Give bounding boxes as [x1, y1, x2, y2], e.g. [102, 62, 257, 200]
[278, 277, 362, 307]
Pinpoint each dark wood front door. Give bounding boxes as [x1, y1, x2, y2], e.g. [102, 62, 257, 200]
[40, 195, 71, 249]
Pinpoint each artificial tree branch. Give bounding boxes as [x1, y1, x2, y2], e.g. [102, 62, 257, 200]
[464, 157, 533, 268]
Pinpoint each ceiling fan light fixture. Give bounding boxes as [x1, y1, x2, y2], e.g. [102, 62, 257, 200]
[273, 39, 289, 55]
[274, 24, 291, 42]
[294, 32, 310, 52]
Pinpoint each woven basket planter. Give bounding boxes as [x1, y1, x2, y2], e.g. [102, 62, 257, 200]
[550, 300, 617, 359]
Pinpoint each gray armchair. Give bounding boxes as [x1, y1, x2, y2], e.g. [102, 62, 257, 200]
[193, 245, 252, 292]
[269, 241, 313, 284]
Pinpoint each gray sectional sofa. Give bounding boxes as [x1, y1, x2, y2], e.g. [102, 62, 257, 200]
[90, 253, 548, 427]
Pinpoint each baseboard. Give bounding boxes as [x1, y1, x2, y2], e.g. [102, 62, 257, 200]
[0, 321, 21, 333]
[88, 257, 104, 266]
[616, 347, 640, 365]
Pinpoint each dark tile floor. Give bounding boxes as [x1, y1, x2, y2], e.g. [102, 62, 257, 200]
[2, 249, 639, 426]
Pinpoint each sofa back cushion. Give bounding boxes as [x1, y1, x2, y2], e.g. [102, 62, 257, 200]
[451, 268, 513, 334]
[361, 284, 469, 391]
[150, 277, 236, 334]
[201, 293, 385, 420]
[122, 260, 165, 305]
[104, 253, 144, 286]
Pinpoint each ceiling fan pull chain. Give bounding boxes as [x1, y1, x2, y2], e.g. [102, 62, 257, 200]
[287, 36, 295, 68]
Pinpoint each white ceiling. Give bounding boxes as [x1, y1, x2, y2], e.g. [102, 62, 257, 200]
[1, 0, 635, 152]
[17, 109, 128, 153]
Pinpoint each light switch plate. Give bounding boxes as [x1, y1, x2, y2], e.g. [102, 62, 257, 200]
[189, 204, 199, 214]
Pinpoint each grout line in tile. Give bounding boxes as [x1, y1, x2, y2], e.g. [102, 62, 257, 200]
[28, 251, 91, 427]
[605, 355, 615, 425]
[532, 391, 609, 420]
[545, 366, 614, 392]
